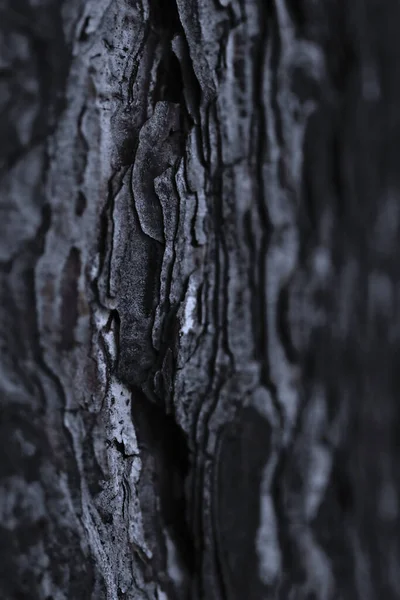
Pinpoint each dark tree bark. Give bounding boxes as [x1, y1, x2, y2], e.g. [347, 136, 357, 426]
[1, 0, 400, 599]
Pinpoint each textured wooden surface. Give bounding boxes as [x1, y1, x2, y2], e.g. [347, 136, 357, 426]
[1, 0, 400, 598]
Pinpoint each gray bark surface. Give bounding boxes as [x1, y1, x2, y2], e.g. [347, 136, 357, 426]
[1, 0, 400, 599]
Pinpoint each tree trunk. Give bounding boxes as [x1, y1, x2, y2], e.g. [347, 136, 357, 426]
[1, 0, 400, 598]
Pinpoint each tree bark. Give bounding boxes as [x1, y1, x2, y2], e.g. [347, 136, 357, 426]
[1, 0, 400, 599]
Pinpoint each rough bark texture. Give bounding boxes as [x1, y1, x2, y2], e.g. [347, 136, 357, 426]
[1, 0, 400, 599]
